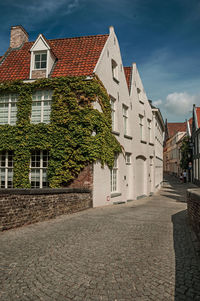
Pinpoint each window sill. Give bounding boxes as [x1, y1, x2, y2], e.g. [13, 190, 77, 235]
[124, 134, 132, 140]
[111, 192, 122, 198]
[113, 77, 119, 84]
[149, 142, 154, 146]
[33, 68, 47, 71]
[112, 130, 120, 136]
[140, 140, 147, 144]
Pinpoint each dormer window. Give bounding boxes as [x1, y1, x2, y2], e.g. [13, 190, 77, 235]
[30, 34, 56, 79]
[34, 52, 47, 69]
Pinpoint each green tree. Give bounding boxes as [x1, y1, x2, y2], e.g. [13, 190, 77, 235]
[180, 136, 190, 170]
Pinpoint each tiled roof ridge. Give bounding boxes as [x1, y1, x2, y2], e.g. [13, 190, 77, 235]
[48, 33, 109, 41]
[21, 33, 109, 46]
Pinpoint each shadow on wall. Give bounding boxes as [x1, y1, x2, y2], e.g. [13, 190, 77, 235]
[172, 210, 200, 300]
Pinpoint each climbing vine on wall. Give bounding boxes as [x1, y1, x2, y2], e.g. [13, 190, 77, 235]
[0, 76, 122, 188]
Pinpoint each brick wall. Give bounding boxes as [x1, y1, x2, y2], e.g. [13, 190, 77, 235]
[187, 188, 200, 242]
[10, 26, 28, 48]
[69, 165, 93, 189]
[0, 188, 92, 231]
[31, 70, 46, 79]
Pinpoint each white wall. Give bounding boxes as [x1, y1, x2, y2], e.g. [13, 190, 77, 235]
[129, 63, 155, 199]
[93, 27, 134, 207]
[93, 27, 164, 206]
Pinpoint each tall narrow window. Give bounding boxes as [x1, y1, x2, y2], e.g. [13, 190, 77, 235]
[30, 150, 49, 188]
[148, 119, 151, 142]
[125, 153, 131, 165]
[110, 97, 116, 130]
[139, 115, 144, 140]
[111, 59, 119, 82]
[0, 151, 14, 188]
[123, 105, 128, 135]
[34, 52, 47, 69]
[111, 157, 118, 192]
[0, 94, 17, 125]
[31, 90, 52, 124]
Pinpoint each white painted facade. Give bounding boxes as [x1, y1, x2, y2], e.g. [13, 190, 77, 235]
[7, 26, 164, 207]
[152, 108, 165, 191]
[92, 27, 164, 207]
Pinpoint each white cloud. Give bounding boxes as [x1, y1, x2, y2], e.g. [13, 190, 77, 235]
[164, 92, 198, 116]
[152, 99, 162, 107]
[153, 91, 200, 122]
[11, 0, 81, 22]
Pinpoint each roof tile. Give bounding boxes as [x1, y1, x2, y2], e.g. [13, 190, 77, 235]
[0, 34, 109, 82]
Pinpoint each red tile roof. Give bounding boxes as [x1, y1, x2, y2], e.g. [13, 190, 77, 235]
[167, 122, 187, 138]
[196, 107, 200, 128]
[0, 34, 109, 82]
[124, 66, 132, 92]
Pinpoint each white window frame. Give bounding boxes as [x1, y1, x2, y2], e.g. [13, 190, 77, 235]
[30, 150, 49, 188]
[34, 51, 47, 70]
[125, 153, 131, 165]
[123, 105, 128, 135]
[0, 151, 14, 188]
[0, 94, 18, 125]
[31, 90, 52, 124]
[111, 157, 118, 192]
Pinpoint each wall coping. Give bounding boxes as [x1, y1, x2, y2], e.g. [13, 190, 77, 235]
[187, 188, 200, 201]
[0, 188, 91, 195]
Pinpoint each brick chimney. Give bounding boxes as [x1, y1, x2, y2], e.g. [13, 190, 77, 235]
[10, 25, 28, 48]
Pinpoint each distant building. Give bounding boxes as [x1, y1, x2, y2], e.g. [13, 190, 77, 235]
[164, 120, 191, 177]
[191, 105, 200, 184]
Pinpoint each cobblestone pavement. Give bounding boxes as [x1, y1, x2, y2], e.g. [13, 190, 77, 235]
[1, 176, 200, 301]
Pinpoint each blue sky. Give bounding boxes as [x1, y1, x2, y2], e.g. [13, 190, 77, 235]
[0, 0, 200, 122]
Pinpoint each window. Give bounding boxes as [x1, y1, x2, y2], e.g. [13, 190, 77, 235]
[30, 150, 49, 188]
[111, 157, 118, 192]
[34, 52, 47, 69]
[0, 151, 13, 188]
[110, 97, 116, 130]
[148, 119, 151, 142]
[31, 90, 52, 124]
[125, 153, 131, 165]
[123, 105, 128, 135]
[0, 94, 17, 125]
[111, 59, 119, 81]
[139, 115, 144, 140]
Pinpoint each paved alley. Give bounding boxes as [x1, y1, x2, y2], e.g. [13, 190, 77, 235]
[0, 176, 200, 301]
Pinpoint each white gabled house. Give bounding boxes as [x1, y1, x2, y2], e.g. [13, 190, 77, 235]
[0, 25, 164, 207]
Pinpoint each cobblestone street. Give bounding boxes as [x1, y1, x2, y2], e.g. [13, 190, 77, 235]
[1, 176, 200, 301]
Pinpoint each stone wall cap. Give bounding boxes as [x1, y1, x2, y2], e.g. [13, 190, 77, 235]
[0, 188, 91, 195]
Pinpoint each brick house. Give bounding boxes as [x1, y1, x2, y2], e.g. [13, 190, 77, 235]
[0, 25, 164, 208]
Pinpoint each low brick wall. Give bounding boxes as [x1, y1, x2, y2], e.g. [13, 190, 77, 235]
[0, 188, 92, 231]
[187, 188, 200, 242]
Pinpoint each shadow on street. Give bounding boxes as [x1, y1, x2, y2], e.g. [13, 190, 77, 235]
[163, 174, 200, 300]
[172, 210, 200, 300]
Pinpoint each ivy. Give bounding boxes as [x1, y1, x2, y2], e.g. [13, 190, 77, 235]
[0, 76, 122, 188]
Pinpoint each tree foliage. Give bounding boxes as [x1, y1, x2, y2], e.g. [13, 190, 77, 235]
[0, 76, 122, 188]
[180, 136, 190, 170]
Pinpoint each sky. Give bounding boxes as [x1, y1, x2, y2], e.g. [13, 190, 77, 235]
[0, 0, 200, 122]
